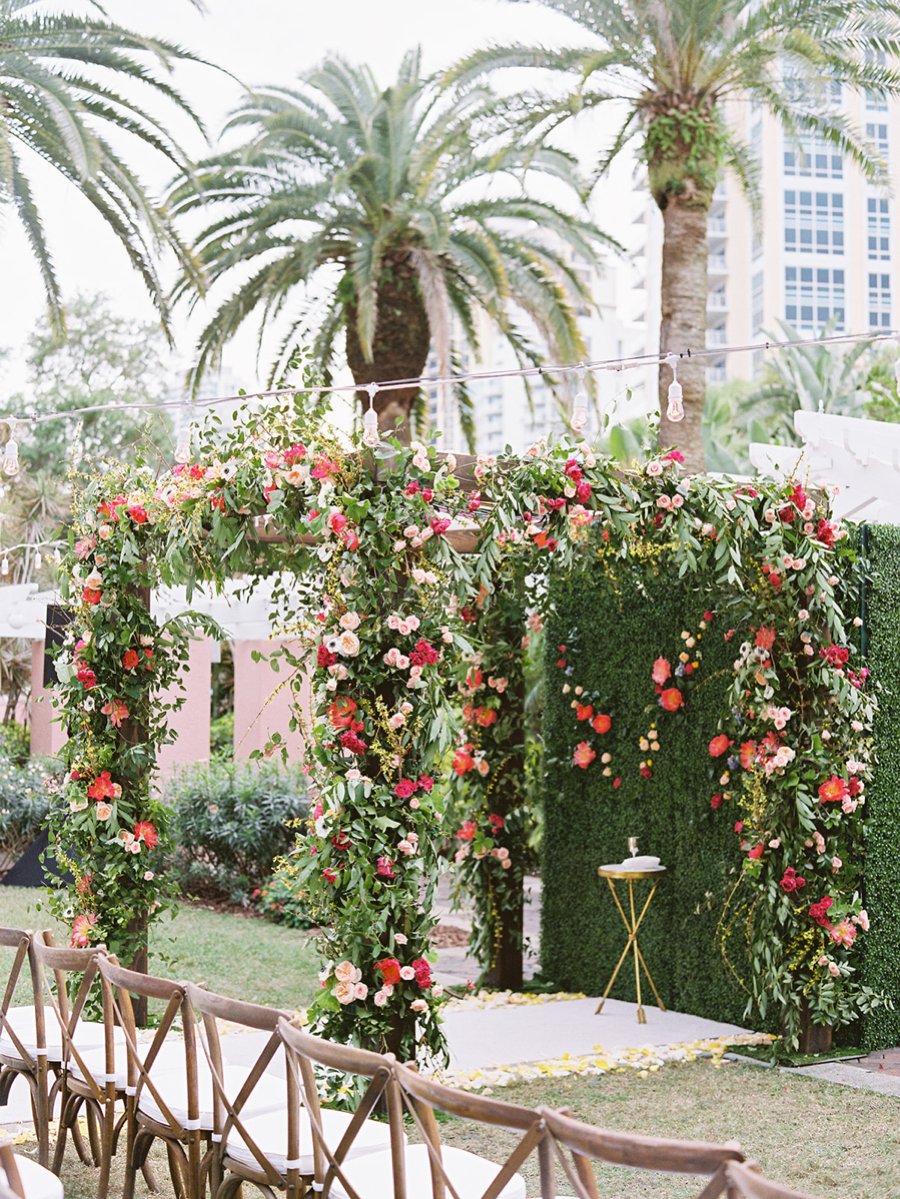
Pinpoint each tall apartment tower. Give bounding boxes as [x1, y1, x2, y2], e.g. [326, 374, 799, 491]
[711, 86, 900, 381]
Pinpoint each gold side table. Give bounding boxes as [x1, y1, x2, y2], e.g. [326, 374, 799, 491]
[595, 864, 667, 1024]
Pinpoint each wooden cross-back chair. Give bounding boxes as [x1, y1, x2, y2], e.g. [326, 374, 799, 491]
[29, 932, 126, 1190]
[0, 928, 51, 1166]
[96, 953, 203, 1199]
[537, 1106, 748, 1199]
[278, 1018, 535, 1199]
[187, 984, 394, 1199]
[722, 1161, 822, 1199]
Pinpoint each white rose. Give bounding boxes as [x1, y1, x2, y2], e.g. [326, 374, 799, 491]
[340, 612, 361, 631]
[334, 960, 361, 984]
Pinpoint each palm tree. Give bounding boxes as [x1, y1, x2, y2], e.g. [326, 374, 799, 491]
[448, 0, 900, 470]
[0, 0, 207, 335]
[170, 48, 616, 440]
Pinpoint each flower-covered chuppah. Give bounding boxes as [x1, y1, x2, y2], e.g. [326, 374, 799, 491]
[50, 390, 882, 1060]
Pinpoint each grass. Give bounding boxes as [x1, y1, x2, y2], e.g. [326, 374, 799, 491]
[0, 885, 322, 1011]
[443, 1061, 900, 1199]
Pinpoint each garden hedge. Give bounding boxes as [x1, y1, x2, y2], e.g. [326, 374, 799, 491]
[542, 535, 900, 1047]
[860, 524, 900, 1050]
[542, 551, 752, 1028]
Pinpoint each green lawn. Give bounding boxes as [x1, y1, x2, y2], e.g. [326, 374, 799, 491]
[446, 1062, 900, 1199]
[0, 885, 321, 1010]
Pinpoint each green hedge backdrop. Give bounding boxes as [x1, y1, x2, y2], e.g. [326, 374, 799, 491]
[541, 536, 900, 1046]
[541, 550, 752, 1029]
[860, 524, 900, 1050]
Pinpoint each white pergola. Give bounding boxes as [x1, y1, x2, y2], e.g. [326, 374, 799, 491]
[750, 410, 900, 524]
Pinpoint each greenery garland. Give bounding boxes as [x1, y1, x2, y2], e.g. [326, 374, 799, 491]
[50, 405, 882, 1059]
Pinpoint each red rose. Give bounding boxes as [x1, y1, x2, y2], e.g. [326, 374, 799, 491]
[412, 957, 433, 990]
[708, 734, 732, 758]
[394, 778, 417, 799]
[127, 505, 148, 524]
[339, 730, 367, 755]
[417, 775, 434, 792]
[809, 897, 833, 927]
[780, 867, 806, 894]
[452, 748, 475, 775]
[122, 649, 140, 670]
[755, 626, 776, 651]
[429, 516, 451, 536]
[573, 741, 596, 769]
[76, 667, 97, 690]
[375, 958, 401, 986]
[592, 713, 611, 734]
[488, 813, 504, 831]
[651, 657, 671, 686]
[733, 821, 744, 833]
[612, 777, 622, 789]
[82, 588, 102, 606]
[710, 793, 723, 810]
[376, 857, 396, 879]
[747, 844, 764, 860]
[476, 707, 498, 728]
[322, 868, 338, 884]
[456, 821, 477, 841]
[317, 643, 337, 669]
[574, 702, 594, 722]
[659, 687, 683, 712]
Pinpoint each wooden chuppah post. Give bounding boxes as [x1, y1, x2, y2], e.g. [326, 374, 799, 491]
[119, 583, 151, 1026]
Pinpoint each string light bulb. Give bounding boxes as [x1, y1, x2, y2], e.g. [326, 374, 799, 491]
[1, 557, 9, 577]
[34, 549, 42, 570]
[175, 408, 195, 464]
[3, 419, 20, 476]
[665, 354, 684, 423]
[362, 382, 380, 447]
[570, 365, 589, 432]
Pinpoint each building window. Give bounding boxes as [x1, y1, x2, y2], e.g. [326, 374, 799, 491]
[751, 270, 764, 335]
[784, 266, 845, 332]
[867, 196, 891, 261]
[868, 271, 892, 330]
[783, 190, 844, 254]
[784, 133, 842, 179]
[866, 122, 890, 177]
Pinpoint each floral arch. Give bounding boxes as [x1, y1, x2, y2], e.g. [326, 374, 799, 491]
[51, 386, 878, 1062]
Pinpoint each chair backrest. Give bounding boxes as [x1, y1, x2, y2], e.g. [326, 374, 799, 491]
[30, 931, 111, 1094]
[395, 1060, 555, 1199]
[0, 927, 40, 1068]
[186, 984, 295, 1188]
[538, 1106, 746, 1199]
[277, 1018, 407, 1199]
[723, 1161, 822, 1199]
[0, 1138, 25, 1199]
[96, 953, 196, 1133]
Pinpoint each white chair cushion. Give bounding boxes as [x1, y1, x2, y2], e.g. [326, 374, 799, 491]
[330, 1144, 526, 1199]
[0, 1153, 65, 1199]
[69, 1039, 188, 1090]
[137, 1063, 285, 1131]
[224, 1104, 397, 1175]
[0, 1004, 124, 1063]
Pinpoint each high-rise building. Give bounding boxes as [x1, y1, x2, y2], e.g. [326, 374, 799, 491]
[708, 88, 900, 381]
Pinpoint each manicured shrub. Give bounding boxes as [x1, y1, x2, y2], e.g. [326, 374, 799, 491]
[0, 757, 55, 873]
[253, 872, 315, 929]
[163, 760, 308, 903]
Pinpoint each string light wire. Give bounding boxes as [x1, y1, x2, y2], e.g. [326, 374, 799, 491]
[0, 327, 895, 435]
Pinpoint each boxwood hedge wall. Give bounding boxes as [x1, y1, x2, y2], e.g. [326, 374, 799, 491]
[542, 536, 900, 1048]
[541, 551, 754, 1028]
[861, 524, 900, 1050]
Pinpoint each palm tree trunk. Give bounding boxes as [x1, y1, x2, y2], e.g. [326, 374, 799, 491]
[345, 253, 431, 446]
[657, 197, 711, 472]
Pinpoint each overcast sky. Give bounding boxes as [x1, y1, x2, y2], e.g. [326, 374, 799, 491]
[1, 0, 637, 395]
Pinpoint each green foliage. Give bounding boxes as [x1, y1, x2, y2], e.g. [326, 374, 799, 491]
[5, 295, 175, 474]
[209, 712, 234, 763]
[0, 0, 205, 332]
[860, 524, 900, 1049]
[0, 722, 32, 766]
[0, 757, 55, 868]
[645, 109, 727, 206]
[542, 555, 749, 1024]
[164, 760, 309, 904]
[254, 872, 315, 930]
